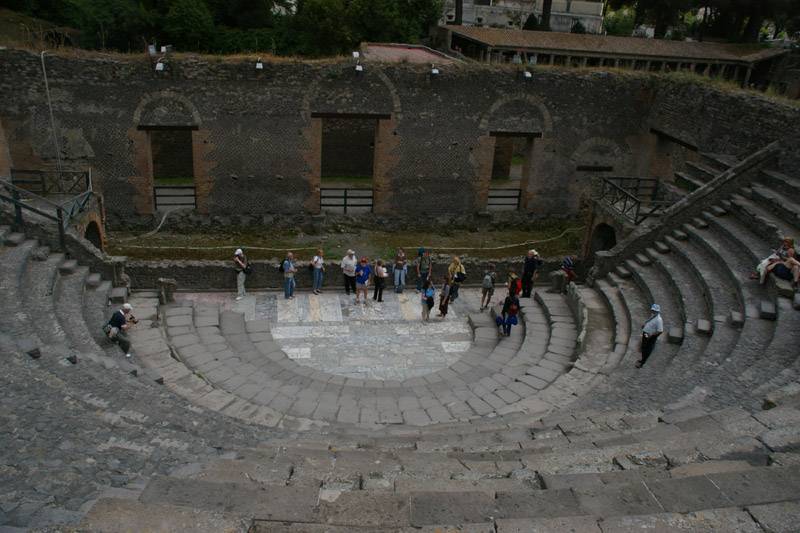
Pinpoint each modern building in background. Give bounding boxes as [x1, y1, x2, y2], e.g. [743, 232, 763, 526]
[442, 0, 604, 34]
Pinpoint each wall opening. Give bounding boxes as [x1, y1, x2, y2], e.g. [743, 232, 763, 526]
[313, 113, 390, 214]
[84, 220, 103, 251]
[589, 223, 617, 256]
[142, 126, 198, 211]
[487, 132, 540, 211]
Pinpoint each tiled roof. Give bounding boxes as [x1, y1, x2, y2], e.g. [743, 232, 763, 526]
[448, 26, 786, 63]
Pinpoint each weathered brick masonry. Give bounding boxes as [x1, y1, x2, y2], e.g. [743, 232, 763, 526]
[0, 48, 797, 226]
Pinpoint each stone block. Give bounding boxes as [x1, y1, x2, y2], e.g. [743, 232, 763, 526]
[707, 465, 800, 506]
[748, 500, 800, 533]
[667, 327, 684, 344]
[760, 301, 777, 320]
[321, 492, 410, 528]
[672, 229, 688, 241]
[58, 259, 78, 274]
[495, 489, 582, 519]
[646, 476, 731, 513]
[614, 265, 631, 279]
[695, 319, 713, 335]
[85, 273, 102, 288]
[654, 241, 670, 254]
[729, 310, 744, 328]
[634, 253, 652, 266]
[794, 292, 800, 311]
[692, 217, 709, 229]
[599, 508, 761, 532]
[110, 286, 128, 304]
[78, 498, 244, 533]
[495, 516, 601, 533]
[574, 482, 662, 517]
[711, 205, 727, 216]
[409, 491, 494, 527]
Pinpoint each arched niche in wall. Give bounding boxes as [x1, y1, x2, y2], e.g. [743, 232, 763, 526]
[300, 68, 402, 215]
[475, 94, 553, 212]
[130, 92, 211, 215]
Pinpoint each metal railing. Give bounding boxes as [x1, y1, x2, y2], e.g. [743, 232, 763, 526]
[320, 188, 373, 214]
[0, 179, 96, 252]
[488, 188, 521, 210]
[597, 177, 671, 225]
[11, 168, 92, 196]
[153, 185, 196, 210]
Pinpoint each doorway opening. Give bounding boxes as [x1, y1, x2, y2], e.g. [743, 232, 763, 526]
[487, 131, 540, 211]
[84, 220, 103, 251]
[142, 126, 197, 210]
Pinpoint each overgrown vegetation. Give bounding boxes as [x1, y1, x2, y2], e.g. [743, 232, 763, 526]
[3, 0, 442, 56]
[107, 219, 585, 262]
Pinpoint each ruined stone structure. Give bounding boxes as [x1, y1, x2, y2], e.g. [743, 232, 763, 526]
[2, 47, 797, 229]
[2, 47, 800, 531]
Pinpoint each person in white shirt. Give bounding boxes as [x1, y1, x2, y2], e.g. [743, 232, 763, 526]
[341, 249, 357, 296]
[636, 303, 664, 368]
[311, 249, 325, 294]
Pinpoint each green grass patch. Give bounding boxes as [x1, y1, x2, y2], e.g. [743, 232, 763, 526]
[107, 218, 584, 262]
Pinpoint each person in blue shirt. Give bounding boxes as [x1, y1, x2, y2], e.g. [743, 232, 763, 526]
[355, 256, 371, 304]
[282, 252, 297, 300]
[421, 280, 435, 321]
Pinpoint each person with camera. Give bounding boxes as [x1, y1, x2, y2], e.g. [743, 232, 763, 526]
[104, 303, 138, 358]
[234, 248, 250, 301]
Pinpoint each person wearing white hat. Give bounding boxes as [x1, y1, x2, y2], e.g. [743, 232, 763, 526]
[234, 248, 248, 300]
[103, 303, 138, 358]
[522, 249, 543, 298]
[636, 303, 664, 368]
[340, 249, 358, 296]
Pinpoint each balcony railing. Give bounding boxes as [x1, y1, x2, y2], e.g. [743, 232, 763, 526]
[597, 177, 671, 225]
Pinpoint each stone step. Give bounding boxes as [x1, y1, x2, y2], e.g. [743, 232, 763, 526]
[136, 465, 800, 527]
[58, 258, 78, 274]
[760, 300, 778, 321]
[700, 152, 739, 171]
[710, 205, 727, 216]
[79, 498, 248, 533]
[653, 241, 670, 254]
[672, 229, 688, 241]
[634, 253, 652, 267]
[760, 169, 800, 205]
[110, 286, 129, 303]
[614, 265, 631, 279]
[85, 272, 102, 288]
[685, 160, 718, 181]
[674, 171, 703, 192]
[750, 184, 800, 230]
[691, 217, 708, 229]
[4, 231, 26, 246]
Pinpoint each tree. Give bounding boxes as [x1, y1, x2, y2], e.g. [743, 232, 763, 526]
[604, 7, 635, 36]
[523, 13, 539, 30]
[64, 0, 151, 50]
[291, 0, 353, 56]
[163, 0, 215, 50]
[540, 0, 552, 30]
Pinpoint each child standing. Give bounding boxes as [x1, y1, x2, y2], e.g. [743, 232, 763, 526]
[421, 280, 435, 321]
[480, 263, 496, 311]
[500, 293, 520, 336]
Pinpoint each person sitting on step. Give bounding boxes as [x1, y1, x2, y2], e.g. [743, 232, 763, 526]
[767, 246, 800, 288]
[636, 303, 664, 368]
[753, 237, 795, 284]
[104, 303, 138, 359]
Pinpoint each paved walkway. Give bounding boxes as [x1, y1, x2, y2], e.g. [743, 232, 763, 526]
[175, 289, 489, 381]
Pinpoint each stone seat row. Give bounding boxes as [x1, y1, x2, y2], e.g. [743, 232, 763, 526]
[130, 289, 596, 431]
[77, 400, 800, 531]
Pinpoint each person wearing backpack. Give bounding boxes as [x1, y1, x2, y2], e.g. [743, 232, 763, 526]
[499, 293, 520, 336]
[480, 263, 497, 311]
[447, 256, 466, 302]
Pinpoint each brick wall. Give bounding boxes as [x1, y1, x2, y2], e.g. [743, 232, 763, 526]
[1, 48, 797, 225]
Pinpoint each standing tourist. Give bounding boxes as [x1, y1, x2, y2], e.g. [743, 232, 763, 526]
[507, 270, 522, 298]
[104, 303, 138, 358]
[393, 248, 408, 293]
[355, 256, 372, 305]
[562, 256, 577, 284]
[438, 275, 452, 318]
[311, 249, 325, 295]
[448, 256, 466, 302]
[636, 304, 664, 368]
[341, 249, 357, 296]
[234, 248, 248, 301]
[415, 247, 433, 292]
[522, 249, 542, 298]
[282, 252, 297, 300]
[499, 293, 520, 337]
[373, 259, 389, 302]
[421, 279, 435, 321]
[480, 263, 496, 311]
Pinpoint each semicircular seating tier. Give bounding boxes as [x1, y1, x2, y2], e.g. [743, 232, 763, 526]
[2, 145, 800, 530]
